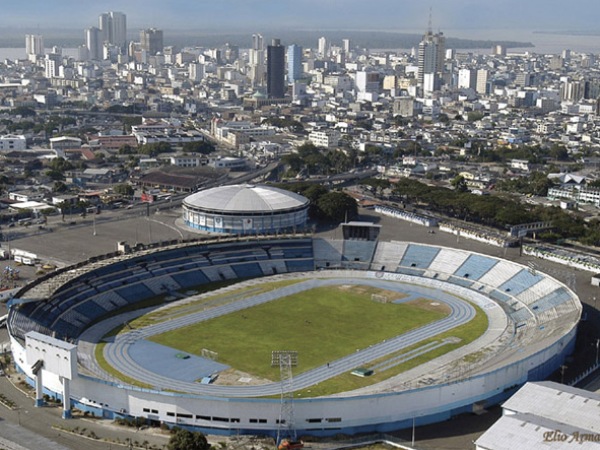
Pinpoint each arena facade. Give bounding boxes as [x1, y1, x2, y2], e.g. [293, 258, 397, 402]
[181, 184, 309, 234]
[7, 235, 581, 438]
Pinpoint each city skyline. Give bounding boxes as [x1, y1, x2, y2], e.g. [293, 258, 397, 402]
[1, 0, 600, 33]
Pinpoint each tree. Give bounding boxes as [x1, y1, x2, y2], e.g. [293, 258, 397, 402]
[316, 191, 358, 222]
[167, 428, 210, 450]
[281, 153, 304, 175]
[53, 181, 68, 193]
[549, 144, 569, 161]
[467, 111, 484, 122]
[113, 183, 134, 197]
[10, 106, 36, 117]
[299, 184, 328, 203]
[182, 140, 216, 155]
[122, 116, 143, 133]
[57, 201, 70, 220]
[48, 157, 74, 172]
[118, 144, 136, 155]
[45, 169, 65, 181]
[138, 142, 172, 156]
[451, 175, 469, 193]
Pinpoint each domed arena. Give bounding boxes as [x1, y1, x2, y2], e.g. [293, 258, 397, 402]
[182, 184, 309, 234]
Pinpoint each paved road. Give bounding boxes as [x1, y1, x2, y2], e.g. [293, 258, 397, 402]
[98, 277, 475, 397]
[0, 368, 169, 450]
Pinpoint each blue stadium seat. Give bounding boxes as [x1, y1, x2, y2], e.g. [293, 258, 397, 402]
[454, 255, 498, 280]
[399, 244, 440, 269]
[499, 270, 545, 296]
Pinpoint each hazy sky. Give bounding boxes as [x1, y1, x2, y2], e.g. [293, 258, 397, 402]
[1, 0, 599, 33]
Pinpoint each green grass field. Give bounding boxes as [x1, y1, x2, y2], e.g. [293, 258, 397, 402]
[127, 278, 303, 330]
[149, 284, 449, 381]
[293, 300, 488, 397]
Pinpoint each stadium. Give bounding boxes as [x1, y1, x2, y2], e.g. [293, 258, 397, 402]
[181, 184, 310, 234]
[6, 227, 581, 438]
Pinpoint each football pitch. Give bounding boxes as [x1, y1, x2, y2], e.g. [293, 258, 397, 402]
[149, 284, 450, 380]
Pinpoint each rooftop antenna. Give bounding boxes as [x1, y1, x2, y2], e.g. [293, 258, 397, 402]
[427, 7, 433, 34]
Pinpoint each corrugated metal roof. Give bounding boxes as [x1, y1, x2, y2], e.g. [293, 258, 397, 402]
[502, 381, 600, 433]
[476, 413, 600, 450]
[477, 382, 600, 450]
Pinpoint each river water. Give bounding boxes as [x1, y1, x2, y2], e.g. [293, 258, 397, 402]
[0, 30, 599, 61]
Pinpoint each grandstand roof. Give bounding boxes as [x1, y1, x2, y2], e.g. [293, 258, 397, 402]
[183, 184, 309, 213]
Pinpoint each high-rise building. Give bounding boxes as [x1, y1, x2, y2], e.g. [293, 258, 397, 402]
[287, 44, 302, 84]
[491, 44, 506, 56]
[267, 39, 285, 99]
[85, 27, 103, 60]
[561, 78, 586, 102]
[98, 11, 127, 51]
[457, 68, 476, 89]
[140, 28, 163, 56]
[515, 72, 535, 87]
[476, 69, 489, 95]
[249, 33, 265, 87]
[25, 34, 44, 58]
[417, 29, 445, 91]
[44, 52, 61, 79]
[189, 63, 205, 82]
[342, 38, 351, 54]
[318, 36, 329, 58]
[355, 71, 380, 93]
[223, 43, 239, 64]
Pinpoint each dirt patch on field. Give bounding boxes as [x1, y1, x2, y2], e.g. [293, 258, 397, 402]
[336, 285, 407, 303]
[405, 298, 452, 314]
[212, 368, 274, 386]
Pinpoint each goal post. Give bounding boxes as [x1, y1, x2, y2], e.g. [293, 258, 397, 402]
[201, 348, 218, 361]
[371, 293, 389, 303]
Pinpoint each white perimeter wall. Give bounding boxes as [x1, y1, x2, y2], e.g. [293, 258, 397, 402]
[11, 327, 576, 434]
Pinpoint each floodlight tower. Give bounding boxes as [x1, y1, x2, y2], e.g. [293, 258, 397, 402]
[277, 352, 297, 444]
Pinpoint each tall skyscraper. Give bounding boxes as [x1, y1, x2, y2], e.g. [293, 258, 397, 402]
[25, 34, 44, 58]
[342, 39, 351, 54]
[189, 63, 205, 82]
[417, 29, 445, 91]
[476, 69, 489, 95]
[267, 39, 285, 99]
[223, 43, 239, 64]
[318, 36, 329, 58]
[249, 33, 265, 87]
[85, 27, 103, 60]
[287, 44, 302, 84]
[140, 28, 163, 56]
[98, 11, 127, 51]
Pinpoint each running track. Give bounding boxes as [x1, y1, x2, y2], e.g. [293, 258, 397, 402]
[99, 278, 476, 397]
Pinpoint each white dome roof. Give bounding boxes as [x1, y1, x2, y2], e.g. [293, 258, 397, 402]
[183, 184, 309, 213]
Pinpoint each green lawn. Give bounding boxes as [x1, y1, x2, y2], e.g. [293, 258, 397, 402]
[127, 279, 303, 330]
[149, 285, 448, 380]
[293, 300, 489, 397]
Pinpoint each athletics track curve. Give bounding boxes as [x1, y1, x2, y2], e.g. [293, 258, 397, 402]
[98, 277, 476, 397]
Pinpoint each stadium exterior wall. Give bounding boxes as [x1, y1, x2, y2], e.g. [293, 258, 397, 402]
[182, 206, 308, 234]
[6, 238, 581, 437]
[9, 326, 577, 438]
